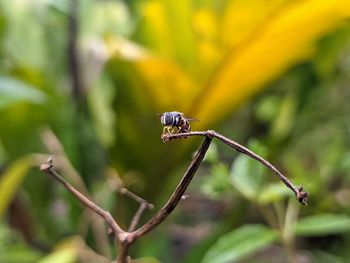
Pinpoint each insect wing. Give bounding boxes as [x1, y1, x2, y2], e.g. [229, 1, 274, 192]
[184, 117, 199, 122]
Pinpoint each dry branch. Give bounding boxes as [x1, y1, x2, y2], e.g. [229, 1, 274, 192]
[39, 129, 308, 262]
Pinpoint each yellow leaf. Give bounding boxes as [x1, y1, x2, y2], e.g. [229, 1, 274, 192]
[188, 0, 350, 128]
[0, 155, 34, 217]
[38, 237, 79, 263]
[135, 58, 199, 111]
[140, 0, 195, 64]
[107, 0, 350, 131]
[221, 0, 289, 47]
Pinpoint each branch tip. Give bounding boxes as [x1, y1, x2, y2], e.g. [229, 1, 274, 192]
[40, 156, 54, 172]
[120, 188, 127, 194]
[296, 186, 308, 205]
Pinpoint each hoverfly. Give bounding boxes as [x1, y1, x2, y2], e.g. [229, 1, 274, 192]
[158, 111, 198, 135]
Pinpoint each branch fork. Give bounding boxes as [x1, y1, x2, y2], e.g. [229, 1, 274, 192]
[40, 130, 308, 262]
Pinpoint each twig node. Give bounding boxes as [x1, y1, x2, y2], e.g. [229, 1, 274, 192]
[296, 186, 309, 205]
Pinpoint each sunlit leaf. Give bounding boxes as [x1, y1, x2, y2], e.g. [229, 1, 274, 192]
[109, 0, 350, 133]
[1, 1, 47, 67]
[81, 0, 133, 37]
[0, 77, 47, 109]
[294, 214, 350, 236]
[132, 257, 161, 263]
[0, 245, 42, 263]
[135, 57, 198, 111]
[201, 224, 278, 263]
[189, 0, 350, 128]
[221, 0, 289, 47]
[38, 248, 76, 263]
[0, 155, 34, 217]
[38, 238, 79, 263]
[139, 0, 196, 65]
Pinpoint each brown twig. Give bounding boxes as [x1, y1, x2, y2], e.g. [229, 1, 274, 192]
[119, 188, 154, 210]
[161, 130, 308, 205]
[40, 158, 124, 238]
[39, 128, 307, 262]
[41, 128, 111, 256]
[132, 136, 213, 237]
[119, 188, 154, 232]
[40, 136, 213, 261]
[128, 203, 148, 232]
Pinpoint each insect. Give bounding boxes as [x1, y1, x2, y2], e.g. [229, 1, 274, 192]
[158, 111, 198, 135]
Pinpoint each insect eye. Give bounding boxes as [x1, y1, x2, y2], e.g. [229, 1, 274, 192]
[163, 112, 173, 125]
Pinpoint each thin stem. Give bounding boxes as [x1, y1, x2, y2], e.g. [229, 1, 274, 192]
[40, 128, 308, 263]
[128, 203, 148, 232]
[283, 199, 299, 263]
[40, 160, 124, 238]
[162, 130, 308, 205]
[133, 136, 213, 237]
[119, 188, 154, 232]
[41, 129, 110, 256]
[119, 188, 154, 210]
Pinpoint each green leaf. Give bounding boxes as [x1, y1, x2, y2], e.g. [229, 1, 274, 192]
[0, 77, 47, 109]
[0, 155, 34, 217]
[81, 0, 133, 37]
[229, 139, 268, 201]
[201, 163, 231, 199]
[203, 142, 219, 164]
[0, 222, 42, 263]
[294, 214, 350, 237]
[201, 224, 278, 263]
[88, 74, 116, 148]
[38, 248, 76, 263]
[271, 95, 297, 140]
[132, 257, 161, 263]
[257, 182, 292, 205]
[38, 237, 79, 263]
[0, 245, 42, 263]
[312, 250, 344, 263]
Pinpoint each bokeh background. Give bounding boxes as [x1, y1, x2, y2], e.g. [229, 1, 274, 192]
[1, 0, 350, 262]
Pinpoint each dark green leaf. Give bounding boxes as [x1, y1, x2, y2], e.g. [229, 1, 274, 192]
[294, 214, 350, 236]
[201, 224, 278, 263]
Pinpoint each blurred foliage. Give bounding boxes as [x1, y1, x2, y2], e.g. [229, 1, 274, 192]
[1, 0, 350, 262]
